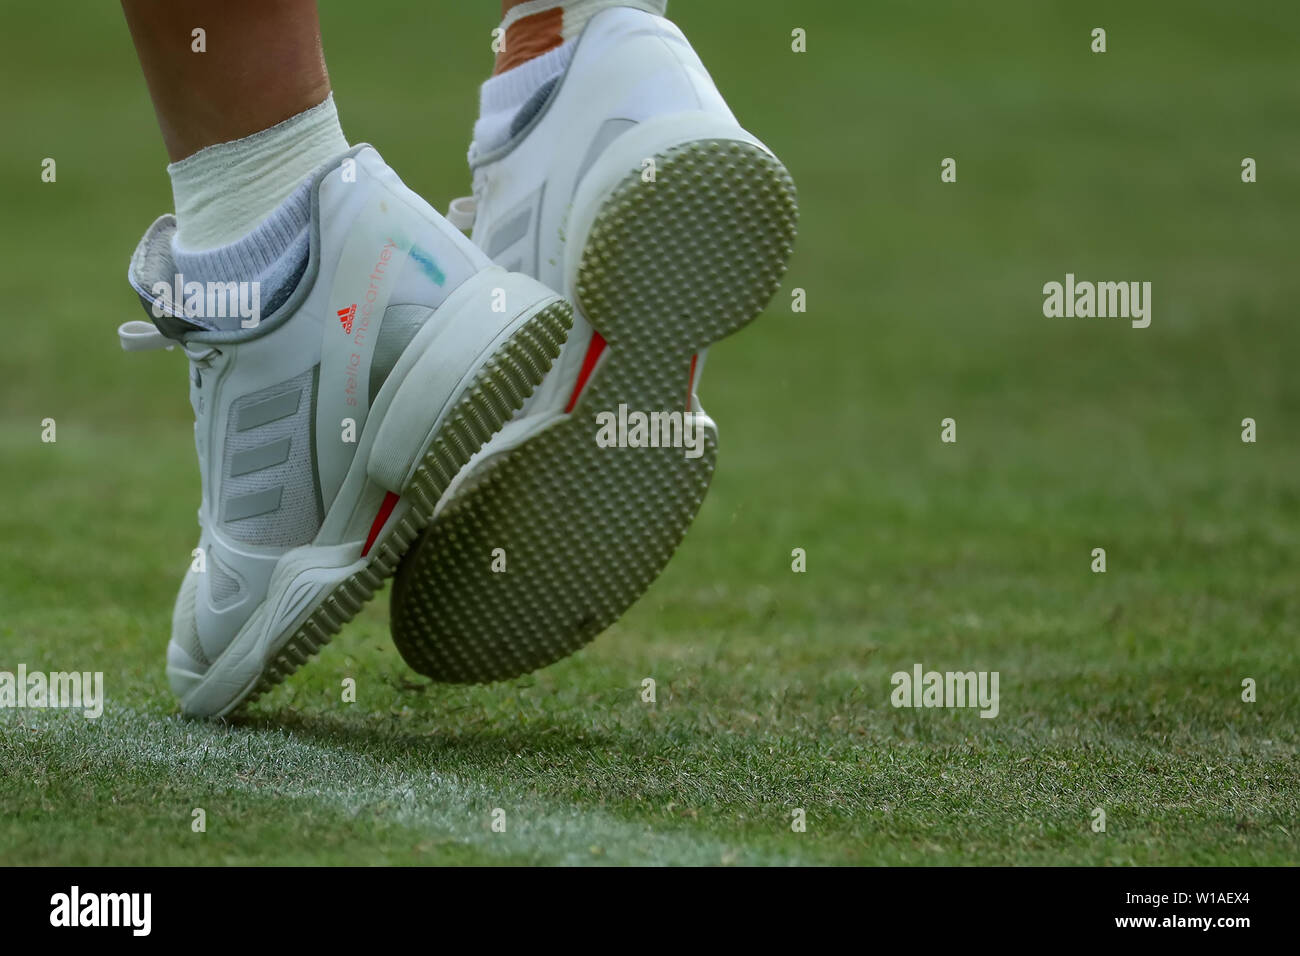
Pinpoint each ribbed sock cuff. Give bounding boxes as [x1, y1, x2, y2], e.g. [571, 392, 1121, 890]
[169, 178, 313, 331]
[474, 42, 576, 155]
[171, 179, 311, 284]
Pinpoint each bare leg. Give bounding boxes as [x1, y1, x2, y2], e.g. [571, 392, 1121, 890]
[121, 0, 332, 162]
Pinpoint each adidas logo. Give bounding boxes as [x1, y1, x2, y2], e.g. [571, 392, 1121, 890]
[337, 304, 357, 334]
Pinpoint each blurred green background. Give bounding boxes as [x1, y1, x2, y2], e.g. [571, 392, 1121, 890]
[0, 1, 1297, 864]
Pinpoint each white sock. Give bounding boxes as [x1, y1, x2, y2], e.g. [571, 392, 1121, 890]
[164, 94, 348, 331]
[474, 42, 576, 156]
[499, 0, 667, 41]
[474, 1, 669, 155]
[168, 93, 348, 250]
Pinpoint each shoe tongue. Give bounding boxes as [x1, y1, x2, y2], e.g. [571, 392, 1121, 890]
[130, 284, 207, 343]
[125, 215, 203, 340]
[126, 179, 312, 338]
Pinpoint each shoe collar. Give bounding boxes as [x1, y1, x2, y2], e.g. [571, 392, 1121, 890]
[120, 143, 378, 351]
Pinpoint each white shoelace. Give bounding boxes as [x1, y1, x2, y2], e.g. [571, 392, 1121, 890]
[446, 196, 477, 233]
[117, 320, 221, 380]
[118, 320, 174, 352]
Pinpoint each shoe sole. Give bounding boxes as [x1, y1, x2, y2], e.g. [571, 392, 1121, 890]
[390, 137, 798, 683]
[195, 299, 572, 717]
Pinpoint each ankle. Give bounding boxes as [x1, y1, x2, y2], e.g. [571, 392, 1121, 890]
[168, 93, 347, 250]
[493, 1, 668, 75]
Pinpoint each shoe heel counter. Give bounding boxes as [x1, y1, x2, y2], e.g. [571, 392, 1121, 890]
[579, 7, 736, 123]
[353, 146, 495, 277]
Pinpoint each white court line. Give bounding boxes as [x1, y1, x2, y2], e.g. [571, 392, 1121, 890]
[3, 703, 803, 866]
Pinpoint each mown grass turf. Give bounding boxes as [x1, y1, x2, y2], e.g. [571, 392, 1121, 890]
[1, 0, 1297, 865]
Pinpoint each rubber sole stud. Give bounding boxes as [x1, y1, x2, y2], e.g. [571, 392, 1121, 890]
[390, 138, 798, 684]
[225, 299, 572, 714]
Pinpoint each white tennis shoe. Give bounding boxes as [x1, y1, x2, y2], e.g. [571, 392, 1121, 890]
[121, 145, 571, 717]
[389, 7, 798, 682]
